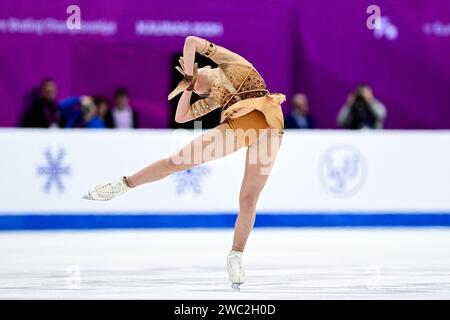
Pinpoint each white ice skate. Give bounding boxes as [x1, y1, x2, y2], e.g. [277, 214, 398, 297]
[227, 250, 245, 291]
[82, 177, 130, 201]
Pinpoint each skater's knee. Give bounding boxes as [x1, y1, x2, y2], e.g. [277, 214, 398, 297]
[239, 192, 259, 211]
[165, 155, 191, 172]
[165, 157, 181, 171]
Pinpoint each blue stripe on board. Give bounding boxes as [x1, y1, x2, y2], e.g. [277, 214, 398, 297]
[1, 213, 450, 230]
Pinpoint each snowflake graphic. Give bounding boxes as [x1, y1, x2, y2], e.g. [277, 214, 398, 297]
[37, 148, 71, 193]
[174, 165, 210, 194]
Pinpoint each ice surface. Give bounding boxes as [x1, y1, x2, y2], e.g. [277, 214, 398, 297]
[0, 228, 449, 299]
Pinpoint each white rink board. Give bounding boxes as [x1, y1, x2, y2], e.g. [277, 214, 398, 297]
[1, 129, 450, 214]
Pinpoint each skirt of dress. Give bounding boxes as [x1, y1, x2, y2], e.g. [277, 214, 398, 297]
[222, 93, 285, 147]
[225, 110, 271, 147]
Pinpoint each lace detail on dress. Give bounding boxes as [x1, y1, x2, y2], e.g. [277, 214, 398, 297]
[189, 56, 269, 119]
[220, 64, 269, 108]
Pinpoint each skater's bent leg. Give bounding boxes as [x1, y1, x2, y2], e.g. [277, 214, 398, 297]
[232, 129, 282, 252]
[127, 123, 239, 187]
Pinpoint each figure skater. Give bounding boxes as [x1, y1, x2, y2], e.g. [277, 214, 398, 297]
[83, 36, 285, 290]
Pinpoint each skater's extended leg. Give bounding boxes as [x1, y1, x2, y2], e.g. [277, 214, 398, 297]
[83, 123, 240, 200]
[127, 122, 239, 187]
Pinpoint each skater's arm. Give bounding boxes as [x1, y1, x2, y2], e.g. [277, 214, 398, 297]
[174, 90, 194, 123]
[182, 36, 204, 76]
[175, 92, 219, 123]
[183, 36, 251, 67]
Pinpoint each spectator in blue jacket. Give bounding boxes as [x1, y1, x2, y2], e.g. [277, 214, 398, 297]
[60, 96, 106, 129]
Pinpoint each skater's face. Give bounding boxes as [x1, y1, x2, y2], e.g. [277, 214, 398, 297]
[194, 67, 212, 95]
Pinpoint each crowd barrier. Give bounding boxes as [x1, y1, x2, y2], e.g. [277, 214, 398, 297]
[1, 129, 449, 230]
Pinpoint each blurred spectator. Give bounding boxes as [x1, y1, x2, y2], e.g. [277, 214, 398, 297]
[105, 87, 138, 129]
[60, 96, 105, 128]
[92, 96, 110, 128]
[337, 84, 386, 129]
[22, 79, 61, 128]
[284, 93, 314, 129]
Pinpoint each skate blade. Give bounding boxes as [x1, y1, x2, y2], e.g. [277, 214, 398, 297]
[82, 193, 95, 200]
[231, 283, 241, 291]
[82, 192, 106, 201]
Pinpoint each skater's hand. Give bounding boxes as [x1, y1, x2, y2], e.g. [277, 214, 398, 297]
[169, 59, 198, 100]
[175, 57, 198, 91]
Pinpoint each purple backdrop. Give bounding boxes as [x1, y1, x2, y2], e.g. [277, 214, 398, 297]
[0, 0, 449, 129]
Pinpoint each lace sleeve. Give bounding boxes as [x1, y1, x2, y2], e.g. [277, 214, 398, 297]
[190, 95, 221, 120]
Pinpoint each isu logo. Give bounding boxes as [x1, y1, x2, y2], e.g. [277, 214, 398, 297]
[318, 145, 367, 197]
